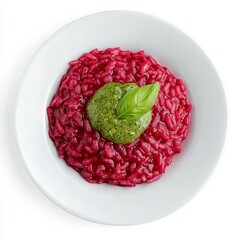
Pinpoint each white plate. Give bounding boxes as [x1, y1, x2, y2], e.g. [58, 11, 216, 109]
[15, 11, 227, 225]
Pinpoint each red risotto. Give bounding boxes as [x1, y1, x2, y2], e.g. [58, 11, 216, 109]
[47, 48, 192, 187]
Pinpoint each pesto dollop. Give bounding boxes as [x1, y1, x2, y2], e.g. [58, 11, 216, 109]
[87, 83, 152, 144]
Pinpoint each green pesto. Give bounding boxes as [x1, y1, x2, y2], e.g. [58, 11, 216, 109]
[87, 83, 152, 144]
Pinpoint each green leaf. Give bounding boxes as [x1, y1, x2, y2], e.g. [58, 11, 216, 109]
[116, 82, 160, 120]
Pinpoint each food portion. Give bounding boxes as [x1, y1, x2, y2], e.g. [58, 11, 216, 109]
[87, 82, 159, 144]
[47, 48, 192, 186]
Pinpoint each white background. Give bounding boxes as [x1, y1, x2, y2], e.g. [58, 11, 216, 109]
[0, 0, 239, 239]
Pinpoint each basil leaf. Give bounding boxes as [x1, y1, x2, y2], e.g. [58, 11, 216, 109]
[116, 82, 160, 120]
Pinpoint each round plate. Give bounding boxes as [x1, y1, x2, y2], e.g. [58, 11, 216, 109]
[15, 11, 227, 225]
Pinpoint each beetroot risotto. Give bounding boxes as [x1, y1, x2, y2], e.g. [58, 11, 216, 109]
[47, 47, 192, 187]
